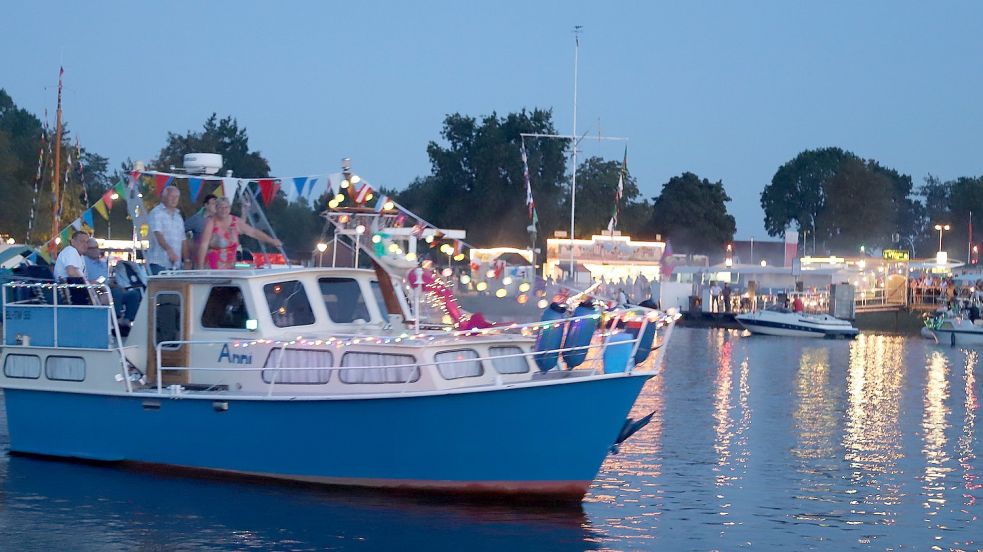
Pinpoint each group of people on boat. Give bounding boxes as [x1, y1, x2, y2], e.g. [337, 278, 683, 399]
[147, 187, 282, 271]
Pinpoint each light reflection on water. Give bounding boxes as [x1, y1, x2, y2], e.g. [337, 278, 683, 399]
[1, 327, 981, 551]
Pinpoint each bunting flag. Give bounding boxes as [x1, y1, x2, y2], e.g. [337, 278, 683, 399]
[188, 177, 203, 203]
[222, 177, 238, 198]
[257, 178, 279, 206]
[70, 218, 82, 231]
[327, 172, 343, 196]
[82, 210, 94, 229]
[214, 181, 226, 198]
[129, 170, 141, 187]
[293, 176, 308, 198]
[93, 199, 109, 220]
[306, 177, 318, 199]
[374, 194, 389, 213]
[101, 189, 114, 210]
[114, 180, 127, 197]
[354, 182, 373, 204]
[59, 227, 70, 244]
[154, 174, 172, 196]
[36, 247, 52, 264]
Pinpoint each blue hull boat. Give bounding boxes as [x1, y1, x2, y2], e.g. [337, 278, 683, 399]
[1, 268, 676, 499]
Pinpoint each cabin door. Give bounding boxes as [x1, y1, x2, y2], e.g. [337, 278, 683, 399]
[146, 281, 191, 385]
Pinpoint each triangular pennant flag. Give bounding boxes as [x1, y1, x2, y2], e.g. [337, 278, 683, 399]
[188, 177, 203, 203]
[102, 189, 114, 210]
[154, 174, 170, 196]
[327, 173, 342, 196]
[70, 218, 82, 231]
[374, 194, 389, 213]
[93, 199, 109, 220]
[258, 178, 280, 206]
[305, 177, 318, 198]
[114, 180, 127, 196]
[293, 176, 308, 198]
[223, 177, 239, 199]
[129, 170, 140, 184]
[355, 183, 373, 204]
[59, 227, 70, 244]
[82, 210, 94, 229]
[36, 247, 51, 264]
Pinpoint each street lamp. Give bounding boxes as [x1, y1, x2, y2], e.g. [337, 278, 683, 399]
[315, 242, 327, 266]
[934, 224, 951, 252]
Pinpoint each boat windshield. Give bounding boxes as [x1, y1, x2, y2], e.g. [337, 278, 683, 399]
[263, 280, 316, 328]
[319, 277, 374, 323]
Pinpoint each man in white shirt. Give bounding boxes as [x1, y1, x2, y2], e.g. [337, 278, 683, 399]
[709, 282, 722, 312]
[54, 230, 90, 280]
[147, 186, 188, 270]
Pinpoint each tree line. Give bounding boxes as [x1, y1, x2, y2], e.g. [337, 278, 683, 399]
[2, 86, 979, 261]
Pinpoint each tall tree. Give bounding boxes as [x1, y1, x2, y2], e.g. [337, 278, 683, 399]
[817, 158, 897, 251]
[567, 156, 642, 237]
[399, 109, 569, 249]
[152, 114, 270, 181]
[760, 147, 856, 238]
[647, 172, 736, 253]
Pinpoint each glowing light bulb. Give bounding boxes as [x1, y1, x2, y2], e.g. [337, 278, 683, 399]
[460, 274, 471, 285]
[355, 224, 366, 234]
[453, 253, 465, 261]
[383, 201, 395, 210]
[366, 193, 374, 201]
[351, 175, 361, 184]
[495, 288, 508, 298]
[405, 252, 417, 261]
[476, 281, 488, 291]
[442, 268, 453, 277]
[486, 270, 495, 278]
[371, 234, 382, 244]
[340, 180, 350, 189]
[502, 276, 513, 285]
[518, 282, 531, 293]
[424, 234, 434, 243]
[537, 299, 549, 309]
[517, 294, 528, 304]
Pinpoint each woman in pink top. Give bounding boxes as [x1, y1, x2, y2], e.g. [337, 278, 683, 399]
[196, 197, 282, 269]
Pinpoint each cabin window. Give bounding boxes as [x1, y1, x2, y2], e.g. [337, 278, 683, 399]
[434, 349, 483, 379]
[339, 352, 419, 384]
[3, 354, 41, 379]
[45, 356, 85, 382]
[489, 346, 531, 374]
[370, 281, 392, 317]
[319, 278, 372, 323]
[264, 281, 316, 328]
[262, 348, 334, 384]
[201, 286, 251, 329]
[155, 292, 182, 349]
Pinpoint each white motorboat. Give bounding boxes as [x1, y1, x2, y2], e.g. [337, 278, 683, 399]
[924, 313, 983, 346]
[735, 307, 859, 339]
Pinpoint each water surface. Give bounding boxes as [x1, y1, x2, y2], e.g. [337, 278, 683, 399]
[1, 329, 980, 550]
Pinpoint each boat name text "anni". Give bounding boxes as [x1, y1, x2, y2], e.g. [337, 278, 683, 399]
[217, 344, 253, 364]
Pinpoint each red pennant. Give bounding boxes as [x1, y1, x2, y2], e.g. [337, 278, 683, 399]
[102, 190, 113, 210]
[154, 174, 170, 196]
[258, 179, 280, 206]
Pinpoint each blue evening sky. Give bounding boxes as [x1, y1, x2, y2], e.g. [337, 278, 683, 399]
[2, 1, 981, 240]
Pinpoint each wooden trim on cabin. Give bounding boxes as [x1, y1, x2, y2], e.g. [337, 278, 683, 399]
[146, 281, 191, 385]
[372, 261, 406, 321]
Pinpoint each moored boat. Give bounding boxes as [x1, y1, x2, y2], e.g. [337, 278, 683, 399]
[1, 267, 677, 500]
[735, 307, 859, 339]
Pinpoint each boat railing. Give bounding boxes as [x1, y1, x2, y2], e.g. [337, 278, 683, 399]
[152, 307, 678, 397]
[2, 280, 134, 391]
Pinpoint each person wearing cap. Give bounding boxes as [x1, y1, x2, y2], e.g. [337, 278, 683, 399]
[83, 237, 141, 326]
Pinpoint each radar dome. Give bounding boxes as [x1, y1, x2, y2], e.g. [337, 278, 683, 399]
[183, 153, 223, 175]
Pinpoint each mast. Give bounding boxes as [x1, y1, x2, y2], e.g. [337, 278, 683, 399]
[51, 66, 64, 243]
[568, 26, 581, 276]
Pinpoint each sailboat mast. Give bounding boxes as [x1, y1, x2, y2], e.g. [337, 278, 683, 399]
[51, 67, 64, 243]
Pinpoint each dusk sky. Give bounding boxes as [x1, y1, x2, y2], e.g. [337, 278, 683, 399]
[3, 1, 982, 240]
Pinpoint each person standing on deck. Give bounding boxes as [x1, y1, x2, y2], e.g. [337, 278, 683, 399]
[147, 186, 188, 271]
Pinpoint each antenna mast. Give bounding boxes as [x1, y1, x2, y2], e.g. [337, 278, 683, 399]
[51, 67, 64, 244]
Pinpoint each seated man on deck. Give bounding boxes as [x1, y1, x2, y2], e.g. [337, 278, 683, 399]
[83, 238, 141, 327]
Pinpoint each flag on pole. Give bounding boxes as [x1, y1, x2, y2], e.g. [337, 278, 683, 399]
[521, 140, 537, 222]
[608, 146, 627, 233]
[374, 194, 389, 213]
[661, 240, 674, 279]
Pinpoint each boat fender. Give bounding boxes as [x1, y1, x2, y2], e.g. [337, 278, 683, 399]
[533, 302, 568, 372]
[603, 330, 635, 373]
[561, 300, 599, 369]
